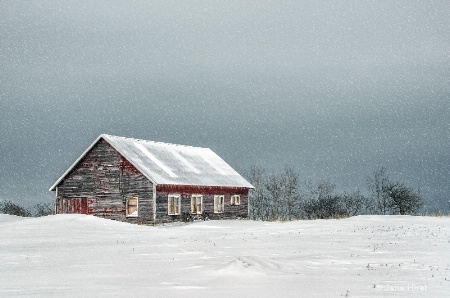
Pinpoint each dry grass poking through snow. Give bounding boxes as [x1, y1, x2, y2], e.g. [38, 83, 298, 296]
[0, 214, 449, 297]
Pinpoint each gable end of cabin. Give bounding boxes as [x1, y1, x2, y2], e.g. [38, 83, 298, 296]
[54, 138, 155, 224]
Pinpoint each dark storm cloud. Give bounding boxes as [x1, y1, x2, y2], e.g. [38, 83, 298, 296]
[0, 1, 449, 209]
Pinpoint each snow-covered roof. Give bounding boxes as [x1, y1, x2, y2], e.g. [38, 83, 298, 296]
[49, 134, 253, 191]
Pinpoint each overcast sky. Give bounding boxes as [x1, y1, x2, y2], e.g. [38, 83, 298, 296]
[1, 1, 449, 210]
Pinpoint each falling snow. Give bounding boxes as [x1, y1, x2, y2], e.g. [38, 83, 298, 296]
[0, 2, 449, 210]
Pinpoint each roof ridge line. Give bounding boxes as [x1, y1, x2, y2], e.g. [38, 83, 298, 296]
[102, 134, 209, 150]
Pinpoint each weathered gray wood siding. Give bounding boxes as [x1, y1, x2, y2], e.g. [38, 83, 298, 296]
[120, 158, 154, 224]
[155, 185, 249, 223]
[56, 139, 154, 224]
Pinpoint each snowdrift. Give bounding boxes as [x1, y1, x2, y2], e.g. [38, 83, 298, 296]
[1, 214, 449, 297]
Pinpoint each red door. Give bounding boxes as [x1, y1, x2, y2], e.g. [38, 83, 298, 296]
[56, 198, 88, 214]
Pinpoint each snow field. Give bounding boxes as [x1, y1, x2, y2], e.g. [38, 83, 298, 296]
[1, 214, 449, 297]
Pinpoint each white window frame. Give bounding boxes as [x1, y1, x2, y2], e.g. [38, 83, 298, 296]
[214, 195, 224, 213]
[126, 196, 139, 217]
[191, 195, 203, 214]
[231, 195, 241, 206]
[168, 194, 181, 215]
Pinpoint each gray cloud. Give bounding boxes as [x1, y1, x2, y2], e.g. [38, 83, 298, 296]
[1, 1, 449, 210]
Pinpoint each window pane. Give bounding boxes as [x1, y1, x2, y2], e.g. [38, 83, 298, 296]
[214, 196, 219, 213]
[197, 197, 201, 213]
[127, 197, 138, 216]
[231, 195, 240, 206]
[215, 195, 224, 213]
[169, 196, 174, 215]
[192, 196, 202, 214]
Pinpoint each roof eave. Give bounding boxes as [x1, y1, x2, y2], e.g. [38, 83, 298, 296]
[156, 182, 254, 189]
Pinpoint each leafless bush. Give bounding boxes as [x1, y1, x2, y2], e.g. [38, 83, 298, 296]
[367, 167, 423, 215]
[0, 201, 32, 217]
[247, 166, 426, 221]
[33, 202, 55, 217]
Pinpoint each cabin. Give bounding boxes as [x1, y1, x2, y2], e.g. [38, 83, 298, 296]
[49, 134, 254, 224]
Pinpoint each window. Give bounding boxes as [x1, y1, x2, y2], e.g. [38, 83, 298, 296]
[191, 195, 203, 214]
[126, 197, 138, 217]
[214, 195, 224, 213]
[231, 195, 240, 206]
[168, 194, 181, 215]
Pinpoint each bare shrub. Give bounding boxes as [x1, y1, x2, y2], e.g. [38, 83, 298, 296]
[0, 201, 31, 217]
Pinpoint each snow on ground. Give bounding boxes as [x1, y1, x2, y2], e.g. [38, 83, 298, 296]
[1, 214, 449, 297]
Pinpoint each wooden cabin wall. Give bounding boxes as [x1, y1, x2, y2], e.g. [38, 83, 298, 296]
[56, 139, 154, 224]
[155, 185, 248, 223]
[120, 158, 154, 224]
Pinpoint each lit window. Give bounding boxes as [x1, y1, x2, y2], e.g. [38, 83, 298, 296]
[126, 197, 138, 217]
[191, 195, 203, 214]
[214, 195, 224, 213]
[231, 195, 240, 206]
[168, 194, 181, 215]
